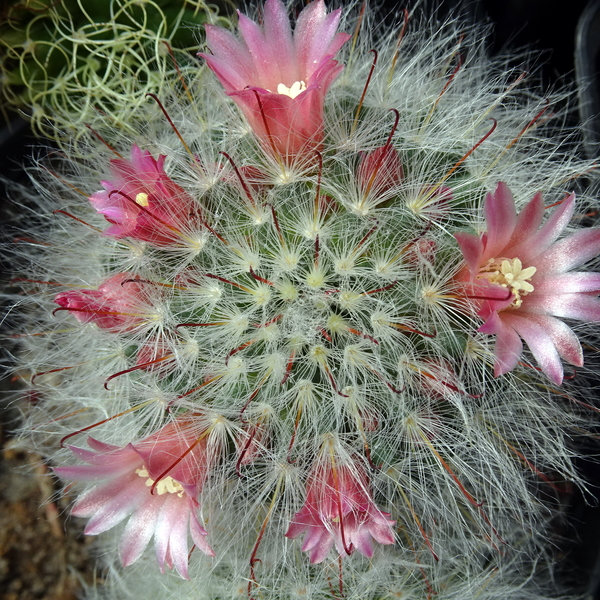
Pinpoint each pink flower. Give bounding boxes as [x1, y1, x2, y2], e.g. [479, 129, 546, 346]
[455, 182, 600, 384]
[285, 460, 395, 563]
[54, 273, 154, 332]
[200, 0, 350, 161]
[55, 420, 216, 579]
[90, 145, 196, 246]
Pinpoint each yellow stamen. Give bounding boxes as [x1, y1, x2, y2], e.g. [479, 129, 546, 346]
[136, 467, 185, 497]
[478, 257, 537, 308]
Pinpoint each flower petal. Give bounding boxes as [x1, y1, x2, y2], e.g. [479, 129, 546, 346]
[200, 53, 253, 94]
[294, 0, 327, 74]
[507, 191, 544, 257]
[154, 493, 189, 576]
[237, 12, 276, 90]
[454, 232, 483, 276]
[167, 498, 193, 579]
[353, 525, 374, 558]
[534, 228, 600, 274]
[83, 477, 148, 535]
[301, 523, 326, 553]
[482, 182, 516, 259]
[296, 3, 346, 81]
[189, 510, 216, 557]
[86, 437, 123, 454]
[368, 512, 396, 545]
[55, 460, 135, 481]
[532, 272, 600, 295]
[502, 313, 564, 385]
[70, 473, 138, 516]
[202, 26, 255, 89]
[479, 312, 522, 377]
[119, 494, 162, 566]
[525, 293, 600, 322]
[521, 193, 576, 261]
[307, 529, 334, 564]
[264, 0, 299, 84]
[519, 313, 583, 367]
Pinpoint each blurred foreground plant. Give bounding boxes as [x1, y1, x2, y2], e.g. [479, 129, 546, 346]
[0, 0, 227, 144]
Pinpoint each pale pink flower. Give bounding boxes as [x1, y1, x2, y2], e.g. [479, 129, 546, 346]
[285, 460, 395, 563]
[89, 145, 196, 246]
[55, 420, 216, 579]
[455, 181, 600, 384]
[54, 273, 153, 332]
[200, 0, 350, 160]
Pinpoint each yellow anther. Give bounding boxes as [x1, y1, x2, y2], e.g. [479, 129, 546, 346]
[135, 467, 185, 497]
[135, 192, 149, 206]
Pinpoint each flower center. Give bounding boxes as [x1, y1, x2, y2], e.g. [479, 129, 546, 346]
[477, 257, 537, 309]
[276, 80, 307, 99]
[136, 466, 185, 497]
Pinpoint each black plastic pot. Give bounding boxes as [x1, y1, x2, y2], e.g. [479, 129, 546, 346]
[576, 0, 600, 160]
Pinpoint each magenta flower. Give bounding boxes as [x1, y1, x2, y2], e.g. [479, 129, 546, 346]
[285, 460, 395, 563]
[200, 0, 350, 161]
[455, 182, 600, 384]
[55, 420, 216, 579]
[89, 145, 196, 246]
[54, 273, 154, 332]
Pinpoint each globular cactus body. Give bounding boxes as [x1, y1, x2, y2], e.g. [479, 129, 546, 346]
[5, 1, 600, 599]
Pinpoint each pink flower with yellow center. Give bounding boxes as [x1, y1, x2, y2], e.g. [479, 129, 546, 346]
[285, 459, 395, 563]
[200, 0, 350, 161]
[89, 145, 196, 246]
[455, 182, 600, 385]
[54, 273, 154, 332]
[55, 420, 216, 579]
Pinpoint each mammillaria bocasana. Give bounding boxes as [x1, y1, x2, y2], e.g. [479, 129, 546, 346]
[5, 1, 600, 598]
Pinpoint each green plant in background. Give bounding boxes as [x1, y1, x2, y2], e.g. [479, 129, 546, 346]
[0, 0, 228, 144]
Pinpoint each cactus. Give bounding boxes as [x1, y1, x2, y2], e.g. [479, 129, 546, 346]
[0, 0, 227, 143]
[4, 1, 600, 598]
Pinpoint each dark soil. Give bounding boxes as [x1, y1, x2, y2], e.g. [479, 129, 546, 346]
[0, 408, 95, 600]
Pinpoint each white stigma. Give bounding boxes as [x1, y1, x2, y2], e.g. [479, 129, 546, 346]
[276, 80, 307, 99]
